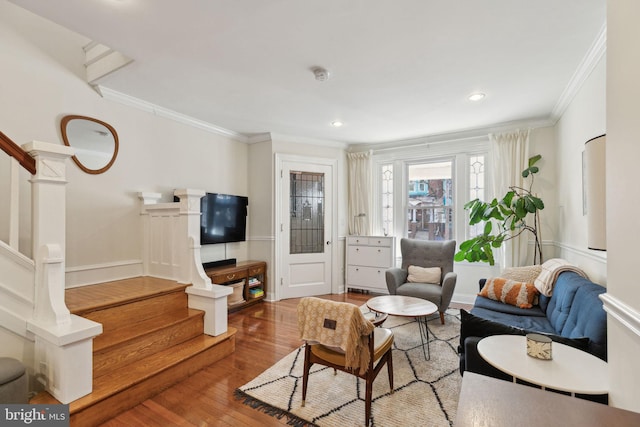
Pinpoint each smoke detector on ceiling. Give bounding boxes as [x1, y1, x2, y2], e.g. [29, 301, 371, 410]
[312, 67, 331, 82]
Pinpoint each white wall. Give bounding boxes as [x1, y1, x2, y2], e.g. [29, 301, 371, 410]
[0, 2, 249, 287]
[553, 56, 607, 283]
[605, 0, 640, 412]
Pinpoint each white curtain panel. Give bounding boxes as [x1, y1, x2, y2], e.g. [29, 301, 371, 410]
[489, 129, 531, 267]
[347, 151, 372, 236]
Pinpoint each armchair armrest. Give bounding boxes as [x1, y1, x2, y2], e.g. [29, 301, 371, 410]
[385, 268, 407, 294]
[440, 271, 458, 310]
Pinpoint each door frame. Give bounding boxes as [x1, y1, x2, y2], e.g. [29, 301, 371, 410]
[274, 153, 339, 302]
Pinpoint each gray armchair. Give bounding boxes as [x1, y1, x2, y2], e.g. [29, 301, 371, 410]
[385, 238, 457, 324]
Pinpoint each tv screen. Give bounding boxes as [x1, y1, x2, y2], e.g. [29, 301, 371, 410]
[200, 193, 248, 244]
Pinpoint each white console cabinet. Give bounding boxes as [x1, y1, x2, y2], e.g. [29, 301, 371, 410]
[346, 236, 396, 293]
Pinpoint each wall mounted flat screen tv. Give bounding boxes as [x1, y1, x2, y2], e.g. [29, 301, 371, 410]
[200, 193, 248, 244]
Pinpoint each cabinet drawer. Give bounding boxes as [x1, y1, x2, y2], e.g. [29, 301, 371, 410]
[248, 265, 265, 276]
[348, 246, 392, 267]
[347, 236, 370, 246]
[209, 269, 248, 284]
[369, 237, 392, 247]
[346, 265, 387, 291]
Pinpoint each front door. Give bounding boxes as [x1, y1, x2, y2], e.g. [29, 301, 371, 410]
[279, 158, 333, 299]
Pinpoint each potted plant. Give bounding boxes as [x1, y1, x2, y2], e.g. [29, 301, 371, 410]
[454, 155, 544, 265]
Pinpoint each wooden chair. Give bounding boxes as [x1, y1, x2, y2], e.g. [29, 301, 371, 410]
[298, 298, 394, 426]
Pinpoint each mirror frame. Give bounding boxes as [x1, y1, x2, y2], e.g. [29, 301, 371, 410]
[60, 115, 119, 174]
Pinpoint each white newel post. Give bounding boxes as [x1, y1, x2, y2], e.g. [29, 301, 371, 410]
[174, 189, 231, 336]
[22, 141, 102, 404]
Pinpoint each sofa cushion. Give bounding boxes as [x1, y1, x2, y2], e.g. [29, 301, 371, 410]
[545, 272, 583, 332]
[478, 278, 539, 308]
[461, 310, 589, 352]
[470, 307, 557, 334]
[560, 280, 607, 360]
[473, 296, 546, 317]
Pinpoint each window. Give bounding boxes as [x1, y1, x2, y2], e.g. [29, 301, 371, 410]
[372, 139, 489, 246]
[469, 155, 485, 237]
[289, 171, 324, 254]
[381, 164, 393, 236]
[407, 161, 453, 241]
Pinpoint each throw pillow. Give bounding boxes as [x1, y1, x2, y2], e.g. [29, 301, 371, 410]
[499, 265, 542, 284]
[407, 265, 441, 284]
[478, 277, 539, 309]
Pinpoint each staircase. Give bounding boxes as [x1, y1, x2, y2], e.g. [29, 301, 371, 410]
[31, 276, 236, 426]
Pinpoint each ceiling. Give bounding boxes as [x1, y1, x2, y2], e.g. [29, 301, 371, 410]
[10, 0, 606, 145]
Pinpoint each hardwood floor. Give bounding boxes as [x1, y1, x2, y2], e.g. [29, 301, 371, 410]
[102, 293, 469, 427]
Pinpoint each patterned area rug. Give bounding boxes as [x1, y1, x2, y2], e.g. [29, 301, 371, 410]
[235, 308, 462, 427]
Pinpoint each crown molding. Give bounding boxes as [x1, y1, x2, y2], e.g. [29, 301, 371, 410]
[259, 132, 349, 149]
[550, 22, 607, 121]
[95, 86, 249, 143]
[353, 116, 555, 153]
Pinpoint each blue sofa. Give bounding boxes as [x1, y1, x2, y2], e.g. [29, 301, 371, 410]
[458, 271, 607, 400]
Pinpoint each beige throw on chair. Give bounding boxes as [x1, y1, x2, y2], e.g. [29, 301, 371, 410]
[297, 297, 374, 374]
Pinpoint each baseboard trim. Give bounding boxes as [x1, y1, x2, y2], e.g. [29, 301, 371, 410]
[65, 260, 144, 288]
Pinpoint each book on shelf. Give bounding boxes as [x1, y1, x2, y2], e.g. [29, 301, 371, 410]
[248, 277, 261, 286]
[249, 287, 264, 298]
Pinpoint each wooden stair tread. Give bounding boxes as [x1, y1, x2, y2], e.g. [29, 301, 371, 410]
[93, 308, 201, 352]
[32, 328, 237, 412]
[66, 276, 188, 315]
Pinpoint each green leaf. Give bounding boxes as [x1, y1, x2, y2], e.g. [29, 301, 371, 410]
[502, 191, 515, 206]
[459, 239, 474, 251]
[454, 251, 467, 262]
[464, 199, 479, 210]
[522, 169, 530, 178]
[528, 154, 542, 168]
[515, 198, 527, 218]
[529, 166, 539, 174]
[524, 197, 536, 213]
[484, 221, 492, 234]
[531, 196, 545, 210]
[482, 244, 495, 266]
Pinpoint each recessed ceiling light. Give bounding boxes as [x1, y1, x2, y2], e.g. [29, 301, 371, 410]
[468, 92, 486, 101]
[331, 121, 343, 128]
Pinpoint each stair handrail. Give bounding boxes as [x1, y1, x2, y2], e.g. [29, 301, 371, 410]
[1, 130, 36, 174]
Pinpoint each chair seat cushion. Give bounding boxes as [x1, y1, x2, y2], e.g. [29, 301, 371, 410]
[396, 282, 442, 305]
[310, 328, 394, 367]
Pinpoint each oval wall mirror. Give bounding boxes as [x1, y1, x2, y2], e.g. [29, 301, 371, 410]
[61, 115, 119, 174]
